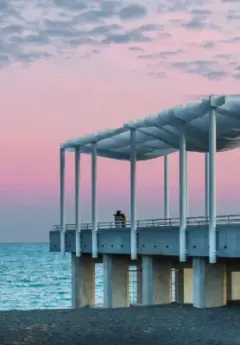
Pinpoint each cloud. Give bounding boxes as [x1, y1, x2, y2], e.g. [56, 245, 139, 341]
[148, 71, 168, 79]
[190, 9, 212, 16]
[0, 0, 240, 72]
[171, 60, 229, 80]
[227, 10, 240, 20]
[157, 0, 205, 13]
[138, 49, 183, 60]
[0, 0, 160, 67]
[53, 0, 86, 11]
[182, 17, 219, 30]
[101, 24, 160, 44]
[80, 48, 101, 59]
[118, 4, 147, 20]
[128, 46, 145, 52]
[214, 54, 232, 60]
[167, 7, 218, 31]
[54, 0, 121, 19]
[87, 24, 123, 36]
[202, 41, 215, 49]
[226, 37, 240, 43]
[102, 31, 151, 44]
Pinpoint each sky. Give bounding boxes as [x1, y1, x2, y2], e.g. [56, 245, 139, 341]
[1, 0, 240, 242]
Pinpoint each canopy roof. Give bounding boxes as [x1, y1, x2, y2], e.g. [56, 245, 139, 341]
[61, 95, 240, 161]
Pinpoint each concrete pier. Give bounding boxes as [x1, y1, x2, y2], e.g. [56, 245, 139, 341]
[71, 254, 95, 308]
[193, 258, 226, 308]
[64, 246, 240, 309]
[142, 256, 172, 305]
[103, 255, 129, 308]
[226, 263, 240, 301]
[52, 95, 240, 310]
[67, 250, 240, 309]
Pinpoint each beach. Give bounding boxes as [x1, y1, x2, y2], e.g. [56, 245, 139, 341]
[1, 303, 240, 345]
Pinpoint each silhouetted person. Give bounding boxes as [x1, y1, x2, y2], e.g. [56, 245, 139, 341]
[121, 212, 126, 227]
[114, 210, 122, 228]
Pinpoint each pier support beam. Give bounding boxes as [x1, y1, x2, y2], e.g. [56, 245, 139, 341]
[179, 131, 187, 262]
[71, 254, 95, 308]
[60, 148, 66, 254]
[164, 155, 169, 220]
[227, 266, 232, 302]
[142, 256, 172, 305]
[205, 153, 209, 218]
[174, 268, 184, 304]
[75, 147, 81, 257]
[91, 142, 98, 259]
[193, 258, 226, 308]
[103, 255, 129, 308]
[209, 106, 217, 263]
[130, 128, 137, 260]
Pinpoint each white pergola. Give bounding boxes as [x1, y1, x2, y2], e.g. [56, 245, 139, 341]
[59, 95, 240, 264]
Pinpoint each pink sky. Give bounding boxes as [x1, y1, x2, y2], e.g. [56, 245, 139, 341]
[1, 0, 240, 242]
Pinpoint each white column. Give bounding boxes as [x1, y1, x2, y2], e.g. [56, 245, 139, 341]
[179, 132, 187, 262]
[164, 155, 169, 220]
[205, 152, 209, 217]
[209, 108, 217, 263]
[75, 147, 81, 257]
[185, 151, 189, 218]
[92, 142, 98, 258]
[130, 128, 137, 260]
[60, 148, 66, 255]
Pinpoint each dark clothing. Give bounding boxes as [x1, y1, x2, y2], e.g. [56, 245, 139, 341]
[121, 213, 126, 227]
[114, 211, 126, 228]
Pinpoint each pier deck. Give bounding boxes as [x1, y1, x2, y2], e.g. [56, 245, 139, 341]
[50, 214, 240, 258]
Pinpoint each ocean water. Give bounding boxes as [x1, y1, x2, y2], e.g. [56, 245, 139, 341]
[0, 243, 138, 311]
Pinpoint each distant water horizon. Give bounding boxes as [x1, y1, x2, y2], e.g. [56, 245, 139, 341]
[0, 243, 139, 311]
[0, 243, 103, 310]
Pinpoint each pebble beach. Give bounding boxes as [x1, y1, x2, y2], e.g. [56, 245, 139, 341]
[1, 303, 240, 345]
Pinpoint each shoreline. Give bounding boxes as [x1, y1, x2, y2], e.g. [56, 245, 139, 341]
[1, 303, 240, 345]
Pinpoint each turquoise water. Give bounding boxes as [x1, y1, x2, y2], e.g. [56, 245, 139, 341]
[0, 243, 137, 311]
[0, 243, 100, 310]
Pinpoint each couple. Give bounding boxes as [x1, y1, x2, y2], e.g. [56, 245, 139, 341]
[114, 210, 126, 228]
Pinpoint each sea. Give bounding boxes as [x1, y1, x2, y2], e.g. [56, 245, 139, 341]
[0, 243, 139, 311]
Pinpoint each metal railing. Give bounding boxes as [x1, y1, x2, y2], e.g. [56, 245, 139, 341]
[52, 214, 240, 231]
[129, 266, 142, 305]
[95, 266, 176, 306]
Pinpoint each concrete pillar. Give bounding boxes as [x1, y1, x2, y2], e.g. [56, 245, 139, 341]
[142, 256, 172, 305]
[71, 254, 95, 308]
[184, 268, 193, 303]
[231, 271, 240, 300]
[193, 257, 226, 308]
[137, 261, 142, 304]
[226, 266, 232, 302]
[175, 268, 184, 304]
[103, 255, 129, 308]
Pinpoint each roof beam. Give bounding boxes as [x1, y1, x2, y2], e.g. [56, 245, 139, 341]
[137, 128, 179, 149]
[169, 116, 208, 150]
[61, 127, 128, 149]
[215, 107, 240, 121]
[137, 148, 177, 160]
[81, 147, 130, 160]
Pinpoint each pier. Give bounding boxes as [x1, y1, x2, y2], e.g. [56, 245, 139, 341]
[49, 95, 240, 309]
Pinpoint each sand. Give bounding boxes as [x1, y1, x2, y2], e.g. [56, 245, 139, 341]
[1, 303, 240, 345]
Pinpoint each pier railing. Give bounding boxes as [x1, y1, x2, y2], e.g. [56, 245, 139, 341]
[52, 214, 240, 231]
